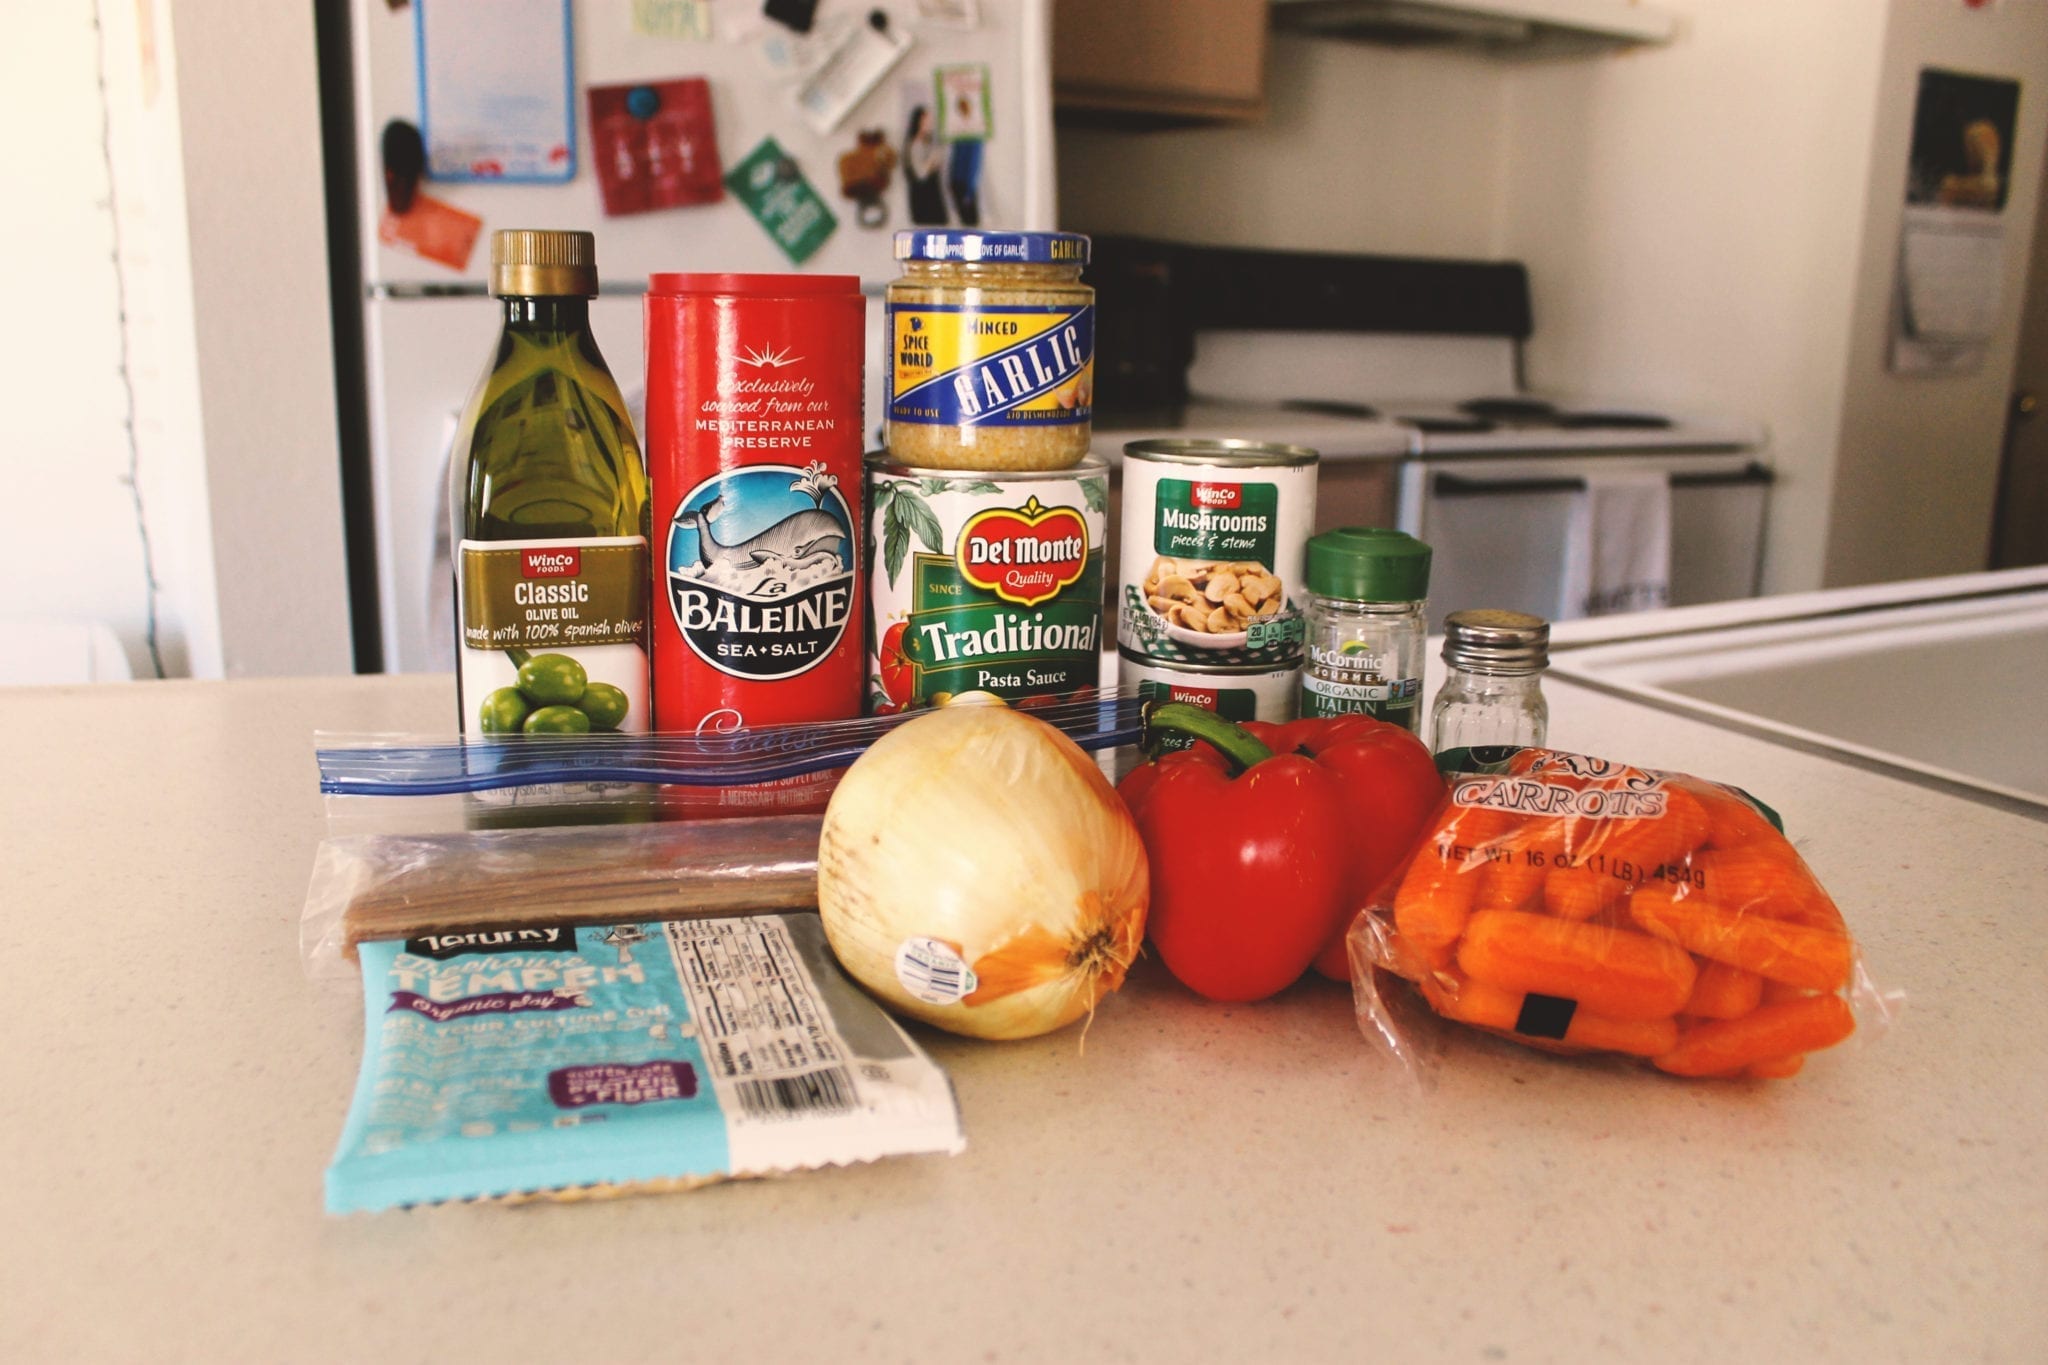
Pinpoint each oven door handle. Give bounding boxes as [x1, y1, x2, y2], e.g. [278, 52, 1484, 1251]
[1431, 463, 1776, 499]
[1431, 473, 1586, 497]
[1669, 462, 1775, 489]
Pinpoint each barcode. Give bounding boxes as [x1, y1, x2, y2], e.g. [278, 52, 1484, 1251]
[905, 957, 963, 996]
[732, 1066, 856, 1121]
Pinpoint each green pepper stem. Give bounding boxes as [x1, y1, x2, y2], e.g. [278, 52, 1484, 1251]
[1142, 701, 1276, 773]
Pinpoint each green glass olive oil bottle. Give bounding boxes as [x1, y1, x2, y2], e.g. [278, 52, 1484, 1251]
[451, 229, 651, 748]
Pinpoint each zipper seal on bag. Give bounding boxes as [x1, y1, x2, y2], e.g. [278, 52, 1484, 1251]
[317, 693, 1144, 796]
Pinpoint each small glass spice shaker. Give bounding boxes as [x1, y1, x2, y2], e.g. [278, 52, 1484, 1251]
[1298, 527, 1432, 733]
[1429, 608, 1550, 754]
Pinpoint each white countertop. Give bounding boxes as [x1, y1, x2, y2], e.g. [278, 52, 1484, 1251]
[7, 670, 2045, 1361]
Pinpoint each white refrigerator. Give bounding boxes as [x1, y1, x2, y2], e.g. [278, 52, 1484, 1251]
[348, 0, 1059, 673]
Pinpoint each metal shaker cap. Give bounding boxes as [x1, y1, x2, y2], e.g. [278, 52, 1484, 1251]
[1442, 609, 1549, 673]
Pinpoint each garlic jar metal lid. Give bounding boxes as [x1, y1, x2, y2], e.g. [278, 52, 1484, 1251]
[1441, 609, 1550, 673]
[893, 230, 1091, 265]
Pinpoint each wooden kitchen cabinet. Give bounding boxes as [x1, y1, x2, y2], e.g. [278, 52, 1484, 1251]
[1053, 0, 1269, 125]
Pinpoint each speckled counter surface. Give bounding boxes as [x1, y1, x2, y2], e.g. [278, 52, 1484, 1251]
[5, 674, 2043, 1363]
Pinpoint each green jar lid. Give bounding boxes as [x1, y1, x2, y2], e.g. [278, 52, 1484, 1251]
[1305, 527, 1432, 602]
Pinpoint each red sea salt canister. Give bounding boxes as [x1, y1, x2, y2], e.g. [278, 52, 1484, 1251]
[645, 273, 865, 811]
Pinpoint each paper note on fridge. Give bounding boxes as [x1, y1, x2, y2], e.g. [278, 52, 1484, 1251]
[416, 0, 576, 183]
[1900, 205, 2005, 343]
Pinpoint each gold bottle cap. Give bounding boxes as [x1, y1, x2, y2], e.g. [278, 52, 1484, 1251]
[489, 229, 599, 297]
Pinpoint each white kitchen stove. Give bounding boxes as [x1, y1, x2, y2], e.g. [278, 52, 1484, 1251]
[1179, 317, 1770, 629]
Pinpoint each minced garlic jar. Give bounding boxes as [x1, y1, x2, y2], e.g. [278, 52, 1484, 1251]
[884, 231, 1094, 471]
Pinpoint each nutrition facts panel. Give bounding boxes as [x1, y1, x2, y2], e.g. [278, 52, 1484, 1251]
[663, 918, 856, 1121]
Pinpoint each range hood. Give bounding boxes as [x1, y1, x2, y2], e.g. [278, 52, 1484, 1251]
[1269, 0, 1676, 57]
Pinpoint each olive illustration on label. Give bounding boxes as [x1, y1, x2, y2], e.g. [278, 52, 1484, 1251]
[480, 651, 630, 734]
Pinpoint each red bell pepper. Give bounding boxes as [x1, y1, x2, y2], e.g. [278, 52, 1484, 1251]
[1118, 704, 1446, 1001]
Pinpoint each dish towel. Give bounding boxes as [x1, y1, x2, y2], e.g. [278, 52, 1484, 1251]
[1560, 470, 1672, 618]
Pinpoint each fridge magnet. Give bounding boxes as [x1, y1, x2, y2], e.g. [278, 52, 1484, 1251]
[934, 63, 992, 141]
[415, 0, 576, 183]
[588, 78, 724, 216]
[380, 119, 426, 215]
[836, 128, 899, 227]
[914, 0, 980, 29]
[796, 10, 914, 135]
[378, 193, 484, 272]
[1890, 68, 2021, 374]
[724, 136, 838, 264]
[633, 0, 712, 40]
[900, 79, 947, 225]
[764, 0, 820, 33]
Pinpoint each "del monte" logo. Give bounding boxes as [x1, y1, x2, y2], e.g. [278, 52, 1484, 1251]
[956, 496, 1089, 608]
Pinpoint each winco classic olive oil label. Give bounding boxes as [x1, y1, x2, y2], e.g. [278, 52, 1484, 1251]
[457, 536, 651, 736]
[867, 457, 1107, 712]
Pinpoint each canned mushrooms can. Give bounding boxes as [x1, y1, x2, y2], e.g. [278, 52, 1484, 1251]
[868, 455, 1108, 712]
[1117, 438, 1318, 668]
[1117, 648, 1298, 752]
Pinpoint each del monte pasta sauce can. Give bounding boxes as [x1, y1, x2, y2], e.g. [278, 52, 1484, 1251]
[885, 230, 1093, 471]
[645, 273, 865, 812]
[867, 455, 1107, 712]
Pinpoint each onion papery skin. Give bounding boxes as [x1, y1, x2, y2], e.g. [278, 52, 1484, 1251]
[816, 705, 1150, 1040]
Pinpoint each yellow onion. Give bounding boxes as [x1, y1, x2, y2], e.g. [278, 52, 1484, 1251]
[817, 704, 1149, 1039]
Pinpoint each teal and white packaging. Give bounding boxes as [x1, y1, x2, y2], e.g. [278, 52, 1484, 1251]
[327, 913, 963, 1212]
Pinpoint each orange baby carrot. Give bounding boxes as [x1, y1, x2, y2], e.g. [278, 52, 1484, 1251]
[1577, 785, 1712, 876]
[1419, 971, 1679, 1057]
[1653, 993, 1854, 1076]
[1392, 838, 1482, 971]
[1455, 909, 1698, 1021]
[1691, 845, 1843, 930]
[1681, 958, 1764, 1020]
[1543, 864, 1629, 921]
[1629, 885, 1853, 993]
[1471, 819, 1568, 913]
[1691, 780, 1779, 850]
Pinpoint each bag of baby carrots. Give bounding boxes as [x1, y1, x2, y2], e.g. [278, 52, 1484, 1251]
[1346, 747, 1894, 1082]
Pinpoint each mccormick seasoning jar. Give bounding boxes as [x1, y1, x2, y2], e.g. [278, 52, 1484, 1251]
[884, 230, 1094, 470]
[1298, 527, 1432, 733]
[1429, 608, 1551, 755]
[645, 273, 865, 809]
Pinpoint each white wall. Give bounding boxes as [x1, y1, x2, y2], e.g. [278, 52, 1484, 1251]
[2, 0, 356, 682]
[1058, 34, 1510, 256]
[1824, 2, 2048, 586]
[1498, 0, 1892, 596]
[1, 0, 155, 678]
[154, 1, 355, 676]
[1056, 3, 2048, 598]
